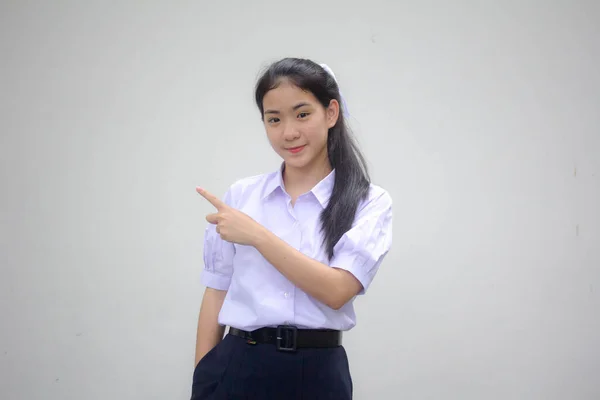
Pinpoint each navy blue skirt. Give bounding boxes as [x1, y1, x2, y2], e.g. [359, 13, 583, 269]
[191, 333, 353, 399]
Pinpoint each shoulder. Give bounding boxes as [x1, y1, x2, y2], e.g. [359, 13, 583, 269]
[359, 183, 392, 214]
[224, 170, 278, 207]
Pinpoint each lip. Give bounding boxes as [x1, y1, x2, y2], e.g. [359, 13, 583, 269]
[286, 145, 306, 154]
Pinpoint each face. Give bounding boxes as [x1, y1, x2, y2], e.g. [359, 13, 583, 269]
[262, 80, 339, 172]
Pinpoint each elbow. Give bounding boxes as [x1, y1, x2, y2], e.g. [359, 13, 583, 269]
[325, 292, 353, 310]
[323, 271, 363, 310]
[324, 270, 364, 310]
[328, 301, 346, 311]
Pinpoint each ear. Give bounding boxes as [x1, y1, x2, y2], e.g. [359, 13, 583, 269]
[326, 99, 340, 128]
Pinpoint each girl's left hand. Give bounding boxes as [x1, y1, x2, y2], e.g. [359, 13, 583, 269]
[196, 187, 264, 246]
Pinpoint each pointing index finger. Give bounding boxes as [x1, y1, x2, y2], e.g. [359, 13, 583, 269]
[196, 187, 227, 210]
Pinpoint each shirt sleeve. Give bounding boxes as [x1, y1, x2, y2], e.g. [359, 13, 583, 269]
[200, 187, 236, 290]
[329, 188, 393, 295]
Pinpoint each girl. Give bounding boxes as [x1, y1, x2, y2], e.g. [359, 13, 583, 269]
[191, 57, 393, 399]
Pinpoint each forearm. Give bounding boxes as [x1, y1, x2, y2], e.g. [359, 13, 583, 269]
[194, 287, 227, 366]
[253, 227, 360, 310]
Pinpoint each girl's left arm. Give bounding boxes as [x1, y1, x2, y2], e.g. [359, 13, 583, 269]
[253, 229, 360, 310]
[254, 190, 393, 310]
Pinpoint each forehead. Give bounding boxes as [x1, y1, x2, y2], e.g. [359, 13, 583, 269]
[262, 80, 319, 109]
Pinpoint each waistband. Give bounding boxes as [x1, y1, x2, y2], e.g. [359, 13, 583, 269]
[228, 325, 342, 352]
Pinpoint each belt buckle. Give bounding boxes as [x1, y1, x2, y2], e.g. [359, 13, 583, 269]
[276, 325, 298, 352]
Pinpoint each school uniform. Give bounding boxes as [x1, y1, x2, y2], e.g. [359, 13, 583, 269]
[191, 166, 393, 399]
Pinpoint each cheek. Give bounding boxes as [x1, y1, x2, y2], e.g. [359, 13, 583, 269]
[305, 120, 329, 144]
[264, 126, 277, 142]
[265, 128, 283, 151]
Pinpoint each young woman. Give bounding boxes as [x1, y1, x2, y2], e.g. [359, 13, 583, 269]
[191, 57, 393, 399]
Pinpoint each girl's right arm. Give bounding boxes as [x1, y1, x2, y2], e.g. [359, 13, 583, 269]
[195, 185, 237, 366]
[194, 287, 227, 367]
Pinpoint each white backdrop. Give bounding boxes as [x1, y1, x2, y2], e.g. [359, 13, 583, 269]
[1, 1, 599, 399]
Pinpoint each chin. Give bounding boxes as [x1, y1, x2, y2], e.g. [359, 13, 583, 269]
[283, 155, 311, 170]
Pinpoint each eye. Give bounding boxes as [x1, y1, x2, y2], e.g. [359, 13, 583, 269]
[298, 112, 309, 119]
[267, 117, 280, 124]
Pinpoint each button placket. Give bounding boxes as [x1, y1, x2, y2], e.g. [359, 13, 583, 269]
[283, 289, 294, 326]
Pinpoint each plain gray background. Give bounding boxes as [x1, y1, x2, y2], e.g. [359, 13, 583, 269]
[1, 1, 599, 399]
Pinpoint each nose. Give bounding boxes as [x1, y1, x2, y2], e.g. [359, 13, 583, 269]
[282, 122, 300, 141]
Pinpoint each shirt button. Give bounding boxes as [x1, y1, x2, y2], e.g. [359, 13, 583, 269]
[284, 292, 290, 298]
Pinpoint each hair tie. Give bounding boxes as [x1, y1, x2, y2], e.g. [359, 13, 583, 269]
[319, 63, 349, 117]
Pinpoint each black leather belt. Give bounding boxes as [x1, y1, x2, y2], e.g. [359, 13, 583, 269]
[229, 325, 342, 352]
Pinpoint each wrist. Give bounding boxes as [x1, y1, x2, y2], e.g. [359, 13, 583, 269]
[251, 224, 271, 249]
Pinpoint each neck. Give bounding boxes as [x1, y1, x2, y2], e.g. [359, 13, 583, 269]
[283, 157, 332, 195]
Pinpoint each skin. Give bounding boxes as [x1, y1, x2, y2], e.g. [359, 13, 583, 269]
[193, 80, 362, 366]
[262, 80, 335, 200]
[194, 287, 226, 366]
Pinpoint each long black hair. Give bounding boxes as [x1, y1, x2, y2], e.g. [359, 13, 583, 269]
[254, 57, 370, 260]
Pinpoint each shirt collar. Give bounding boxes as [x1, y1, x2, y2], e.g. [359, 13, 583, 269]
[311, 168, 335, 207]
[262, 163, 335, 208]
[262, 163, 286, 199]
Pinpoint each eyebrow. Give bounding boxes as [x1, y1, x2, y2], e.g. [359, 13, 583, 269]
[264, 102, 311, 115]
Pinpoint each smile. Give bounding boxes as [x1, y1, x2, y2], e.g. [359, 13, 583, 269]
[287, 145, 306, 154]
